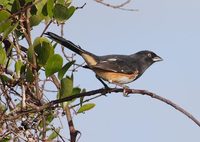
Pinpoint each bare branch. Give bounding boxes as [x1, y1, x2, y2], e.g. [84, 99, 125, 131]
[2, 87, 200, 134]
[40, 20, 53, 37]
[49, 88, 200, 127]
[95, 0, 138, 11]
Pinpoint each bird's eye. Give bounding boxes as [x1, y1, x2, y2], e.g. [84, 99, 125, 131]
[147, 53, 152, 57]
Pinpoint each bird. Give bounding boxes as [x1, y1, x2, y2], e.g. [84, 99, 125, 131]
[45, 32, 163, 88]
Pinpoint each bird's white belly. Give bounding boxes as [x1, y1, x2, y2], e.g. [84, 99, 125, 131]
[109, 76, 135, 84]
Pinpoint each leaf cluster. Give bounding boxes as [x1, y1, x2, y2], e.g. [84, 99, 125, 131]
[0, 0, 93, 141]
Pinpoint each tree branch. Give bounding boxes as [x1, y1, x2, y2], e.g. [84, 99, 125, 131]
[2, 88, 199, 131]
[49, 88, 200, 127]
[95, 0, 138, 11]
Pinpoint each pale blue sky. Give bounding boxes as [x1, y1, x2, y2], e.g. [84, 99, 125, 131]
[34, 0, 200, 141]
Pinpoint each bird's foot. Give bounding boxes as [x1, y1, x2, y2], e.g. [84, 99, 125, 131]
[123, 87, 129, 97]
[123, 86, 130, 97]
[113, 83, 130, 96]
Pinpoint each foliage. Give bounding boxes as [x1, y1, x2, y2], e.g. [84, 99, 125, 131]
[0, 0, 89, 141]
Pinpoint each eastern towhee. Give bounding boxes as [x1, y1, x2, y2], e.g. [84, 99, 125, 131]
[45, 32, 163, 88]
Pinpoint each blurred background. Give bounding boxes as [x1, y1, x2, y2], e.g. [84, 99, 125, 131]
[33, 0, 200, 141]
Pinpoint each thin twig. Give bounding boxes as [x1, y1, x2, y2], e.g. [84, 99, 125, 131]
[25, 7, 32, 44]
[41, 114, 46, 141]
[76, 3, 86, 10]
[51, 126, 66, 142]
[40, 20, 53, 37]
[95, 0, 138, 11]
[70, 94, 104, 108]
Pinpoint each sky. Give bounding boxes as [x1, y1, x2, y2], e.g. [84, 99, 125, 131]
[34, 0, 200, 141]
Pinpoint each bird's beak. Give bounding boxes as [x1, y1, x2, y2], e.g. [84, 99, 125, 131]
[153, 56, 163, 62]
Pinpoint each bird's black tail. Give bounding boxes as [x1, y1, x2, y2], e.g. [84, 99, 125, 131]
[45, 32, 86, 55]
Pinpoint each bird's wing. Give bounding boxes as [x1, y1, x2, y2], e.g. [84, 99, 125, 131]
[92, 57, 137, 74]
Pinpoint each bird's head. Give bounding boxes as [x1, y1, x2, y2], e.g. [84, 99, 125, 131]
[130, 50, 163, 74]
[133, 50, 163, 63]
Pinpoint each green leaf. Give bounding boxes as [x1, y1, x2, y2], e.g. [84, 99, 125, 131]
[0, 10, 12, 33]
[66, 6, 76, 20]
[0, 136, 11, 142]
[38, 110, 56, 131]
[77, 103, 96, 113]
[72, 87, 81, 96]
[53, 4, 76, 22]
[42, 3, 48, 16]
[64, 0, 72, 7]
[56, 91, 60, 99]
[47, 128, 61, 140]
[0, 45, 7, 65]
[38, 111, 54, 128]
[58, 60, 75, 80]
[30, 15, 44, 27]
[15, 60, 23, 76]
[30, 4, 37, 15]
[3, 22, 19, 39]
[57, 0, 65, 5]
[66, 87, 81, 104]
[53, 4, 67, 20]
[79, 88, 86, 106]
[0, 0, 9, 7]
[11, 0, 21, 13]
[27, 46, 35, 63]
[47, 0, 54, 18]
[46, 112, 55, 126]
[0, 75, 12, 85]
[33, 37, 54, 66]
[35, 0, 47, 14]
[60, 76, 73, 98]
[45, 54, 63, 77]
[26, 67, 34, 82]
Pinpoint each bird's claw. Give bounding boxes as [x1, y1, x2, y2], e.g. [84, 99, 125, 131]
[123, 86, 130, 97]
